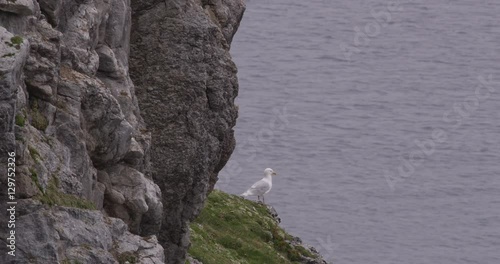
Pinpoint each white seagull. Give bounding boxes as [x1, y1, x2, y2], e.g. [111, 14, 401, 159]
[241, 168, 277, 203]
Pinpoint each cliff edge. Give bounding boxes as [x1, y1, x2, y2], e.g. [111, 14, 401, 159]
[188, 190, 328, 264]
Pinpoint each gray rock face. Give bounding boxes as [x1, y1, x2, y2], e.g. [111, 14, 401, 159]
[0, 26, 30, 250]
[0, 27, 29, 154]
[1, 0, 163, 262]
[186, 255, 204, 264]
[129, 0, 245, 263]
[0, 0, 38, 16]
[102, 164, 163, 236]
[4, 201, 164, 264]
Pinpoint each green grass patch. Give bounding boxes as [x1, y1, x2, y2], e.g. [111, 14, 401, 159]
[29, 168, 42, 192]
[188, 190, 318, 264]
[30, 100, 49, 131]
[4, 35, 23, 50]
[31, 109, 48, 131]
[28, 145, 41, 162]
[10, 36, 23, 45]
[15, 114, 25, 127]
[55, 99, 67, 111]
[117, 251, 137, 264]
[15, 133, 24, 143]
[36, 177, 96, 210]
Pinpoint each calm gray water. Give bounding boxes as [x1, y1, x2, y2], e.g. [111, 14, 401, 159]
[217, 1, 500, 263]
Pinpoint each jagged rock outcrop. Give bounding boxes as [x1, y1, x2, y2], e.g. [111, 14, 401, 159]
[129, 0, 245, 263]
[13, 200, 164, 263]
[1, 0, 163, 263]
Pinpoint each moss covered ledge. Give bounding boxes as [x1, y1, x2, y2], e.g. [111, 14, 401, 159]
[188, 190, 327, 264]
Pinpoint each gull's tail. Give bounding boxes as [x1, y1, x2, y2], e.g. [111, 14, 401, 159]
[241, 190, 250, 197]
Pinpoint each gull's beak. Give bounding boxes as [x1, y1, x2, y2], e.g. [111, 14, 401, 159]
[272, 171, 277, 176]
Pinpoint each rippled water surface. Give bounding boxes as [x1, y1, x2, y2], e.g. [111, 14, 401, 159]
[218, 1, 500, 263]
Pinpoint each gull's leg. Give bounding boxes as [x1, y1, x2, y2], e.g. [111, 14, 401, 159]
[263, 195, 265, 204]
[257, 195, 261, 202]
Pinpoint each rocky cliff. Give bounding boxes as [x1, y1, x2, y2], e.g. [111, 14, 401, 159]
[0, 0, 244, 263]
[129, 0, 244, 262]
